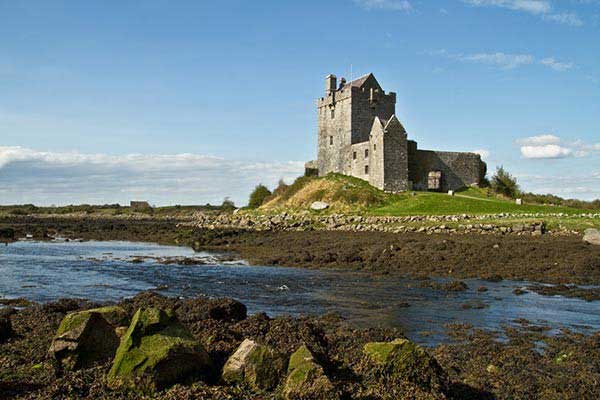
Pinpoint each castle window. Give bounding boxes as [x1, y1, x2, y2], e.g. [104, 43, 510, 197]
[331, 109, 335, 119]
[365, 149, 369, 158]
[329, 136, 333, 145]
[365, 165, 369, 175]
[373, 144, 376, 151]
[353, 151, 357, 160]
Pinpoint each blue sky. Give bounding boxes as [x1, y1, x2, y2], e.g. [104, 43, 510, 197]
[1, 0, 598, 205]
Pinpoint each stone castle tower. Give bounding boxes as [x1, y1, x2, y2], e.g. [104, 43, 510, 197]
[306, 73, 486, 193]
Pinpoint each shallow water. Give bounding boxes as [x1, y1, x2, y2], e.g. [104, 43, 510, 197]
[1, 240, 598, 346]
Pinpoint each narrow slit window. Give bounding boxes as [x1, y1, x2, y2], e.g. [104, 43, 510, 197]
[353, 151, 357, 160]
[365, 165, 369, 174]
[331, 109, 335, 119]
[373, 144, 376, 151]
[329, 136, 333, 145]
[365, 149, 369, 158]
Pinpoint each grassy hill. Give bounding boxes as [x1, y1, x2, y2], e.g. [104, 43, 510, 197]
[260, 174, 597, 216]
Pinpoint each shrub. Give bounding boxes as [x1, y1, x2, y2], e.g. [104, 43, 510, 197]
[248, 185, 272, 209]
[221, 197, 236, 212]
[491, 166, 520, 199]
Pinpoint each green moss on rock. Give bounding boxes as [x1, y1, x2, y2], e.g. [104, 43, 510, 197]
[283, 345, 337, 400]
[108, 308, 211, 390]
[362, 338, 448, 393]
[56, 306, 129, 336]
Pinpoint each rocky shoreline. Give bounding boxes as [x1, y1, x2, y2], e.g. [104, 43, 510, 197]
[1, 292, 599, 399]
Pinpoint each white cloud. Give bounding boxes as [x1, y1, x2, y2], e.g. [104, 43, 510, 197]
[463, 0, 584, 26]
[464, 0, 551, 14]
[516, 172, 600, 200]
[517, 135, 600, 159]
[520, 144, 572, 158]
[543, 12, 583, 26]
[426, 50, 573, 72]
[540, 57, 575, 71]
[516, 134, 561, 146]
[461, 52, 534, 69]
[0, 146, 304, 206]
[354, 0, 412, 11]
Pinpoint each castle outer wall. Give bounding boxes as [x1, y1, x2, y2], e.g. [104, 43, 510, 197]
[407, 141, 485, 191]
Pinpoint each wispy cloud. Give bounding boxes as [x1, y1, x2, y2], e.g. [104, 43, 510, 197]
[463, 0, 583, 26]
[516, 134, 599, 159]
[425, 49, 575, 71]
[0, 146, 304, 206]
[540, 57, 574, 71]
[516, 172, 600, 200]
[462, 52, 535, 69]
[354, 0, 412, 11]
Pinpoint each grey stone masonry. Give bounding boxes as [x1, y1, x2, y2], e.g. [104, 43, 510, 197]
[307, 73, 486, 192]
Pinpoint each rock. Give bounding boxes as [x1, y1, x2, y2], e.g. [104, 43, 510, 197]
[207, 298, 247, 322]
[222, 338, 287, 391]
[49, 306, 128, 370]
[310, 201, 330, 211]
[283, 345, 337, 400]
[0, 314, 13, 343]
[108, 308, 211, 389]
[583, 228, 600, 246]
[362, 338, 447, 393]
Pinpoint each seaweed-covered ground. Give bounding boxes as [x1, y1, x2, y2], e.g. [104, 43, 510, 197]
[1, 293, 598, 399]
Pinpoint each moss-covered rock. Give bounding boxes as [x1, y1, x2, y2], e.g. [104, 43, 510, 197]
[283, 345, 337, 400]
[55, 306, 129, 336]
[107, 308, 212, 390]
[49, 307, 123, 370]
[222, 338, 287, 391]
[362, 338, 448, 393]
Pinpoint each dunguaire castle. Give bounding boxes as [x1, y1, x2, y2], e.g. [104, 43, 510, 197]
[305, 73, 486, 192]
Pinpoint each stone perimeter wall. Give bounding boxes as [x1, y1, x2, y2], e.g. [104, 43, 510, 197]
[185, 212, 600, 236]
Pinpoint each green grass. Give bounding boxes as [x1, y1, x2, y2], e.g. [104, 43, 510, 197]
[371, 187, 593, 216]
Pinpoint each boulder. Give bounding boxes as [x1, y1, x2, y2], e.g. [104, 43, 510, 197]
[583, 228, 600, 246]
[207, 298, 247, 322]
[362, 338, 447, 393]
[310, 201, 330, 211]
[283, 345, 337, 400]
[108, 308, 211, 389]
[222, 338, 287, 391]
[49, 306, 128, 370]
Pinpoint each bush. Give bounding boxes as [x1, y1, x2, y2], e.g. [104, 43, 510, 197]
[221, 197, 236, 212]
[491, 166, 520, 199]
[248, 185, 272, 209]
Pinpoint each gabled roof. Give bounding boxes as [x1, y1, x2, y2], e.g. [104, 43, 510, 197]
[384, 115, 407, 134]
[346, 73, 382, 91]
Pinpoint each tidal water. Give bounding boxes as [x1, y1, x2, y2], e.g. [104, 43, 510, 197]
[1, 240, 598, 346]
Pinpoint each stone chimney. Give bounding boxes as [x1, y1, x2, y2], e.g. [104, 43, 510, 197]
[325, 74, 337, 95]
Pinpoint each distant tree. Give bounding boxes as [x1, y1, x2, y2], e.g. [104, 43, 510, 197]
[221, 197, 236, 212]
[491, 166, 520, 198]
[248, 184, 272, 209]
